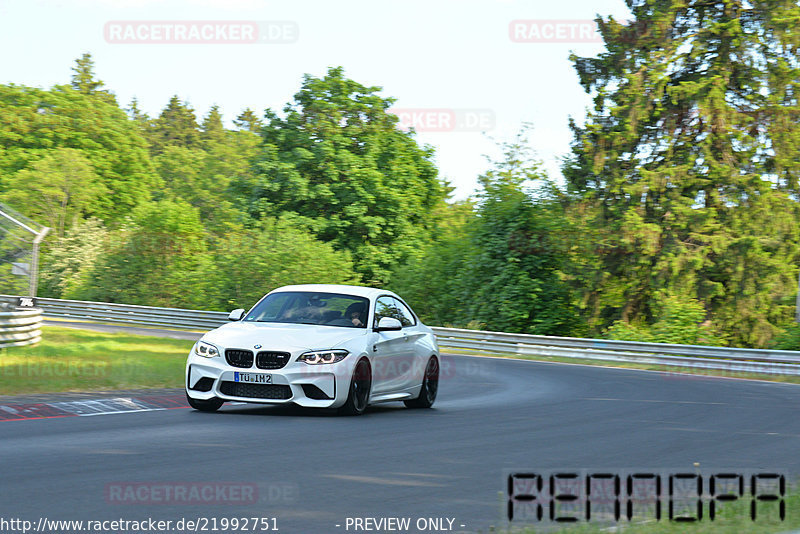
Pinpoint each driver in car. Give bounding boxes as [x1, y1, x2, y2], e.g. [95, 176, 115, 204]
[345, 302, 366, 327]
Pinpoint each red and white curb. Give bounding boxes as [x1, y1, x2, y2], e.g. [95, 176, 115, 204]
[0, 393, 190, 421]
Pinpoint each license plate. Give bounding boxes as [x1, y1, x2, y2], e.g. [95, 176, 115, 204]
[234, 372, 272, 384]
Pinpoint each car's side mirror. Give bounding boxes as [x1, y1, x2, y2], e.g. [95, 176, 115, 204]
[374, 317, 402, 332]
[228, 308, 245, 321]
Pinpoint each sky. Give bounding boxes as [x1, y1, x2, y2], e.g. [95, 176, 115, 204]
[0, 0, 632, 200]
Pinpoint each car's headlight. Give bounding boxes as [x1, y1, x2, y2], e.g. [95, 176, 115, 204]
[297, 350, 349, 365]
[195, 341, 220, 358]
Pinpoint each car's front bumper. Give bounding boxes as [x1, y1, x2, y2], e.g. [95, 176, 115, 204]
[185, 355, 350, 408]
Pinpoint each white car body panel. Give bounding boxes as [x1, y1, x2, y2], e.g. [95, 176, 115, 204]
[185, 284, 439, 410]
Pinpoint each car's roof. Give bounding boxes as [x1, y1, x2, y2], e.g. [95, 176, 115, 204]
[269, 284, 395, 299]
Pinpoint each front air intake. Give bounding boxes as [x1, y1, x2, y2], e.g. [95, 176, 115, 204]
[219, 381, 292, 400]
[301, 384, 332, 400]
[190, 377, 215, 392]
[256, 351, 291, 370]
[225, 349, 254, 368]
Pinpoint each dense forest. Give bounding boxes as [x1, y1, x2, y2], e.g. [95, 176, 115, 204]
[4, 0, 800, 349]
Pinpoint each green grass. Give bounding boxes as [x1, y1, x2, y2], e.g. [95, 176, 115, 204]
[0, 326, 193, 395]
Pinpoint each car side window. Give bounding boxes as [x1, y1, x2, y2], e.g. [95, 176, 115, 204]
[373, 296, 416, 328]
[374, 297, 396, 328]
[391, 298, 416, 327]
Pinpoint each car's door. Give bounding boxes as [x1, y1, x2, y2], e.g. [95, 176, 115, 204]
[389, 297, 428, 391]
[370, 296, 415, 394]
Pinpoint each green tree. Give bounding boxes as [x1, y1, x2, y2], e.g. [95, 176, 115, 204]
[772, 323, 800, 350]
[127, 97, 150, 126]
[39, 218, 108, 298]
[389, 200, 476, 326]
[74, 211, 360, 310]
[563, 0, 800, 346]
[239, 67, 447, 284]
[2, 148, 107, 236]
[154, 133, 256, 231]
[234, 108, 262, 132]
[81, 200, 212, 308]
[70, 53, 115, 103]
[393, 129, 581, 335]
[0, 84, 159, 221]
[71, 52, 103, 94]
[461, 133, 580, 335]
[200, 105, 225, 147]
[208, 219, 361, 310]
[148, 95, 201, 154]
[153, 145, 206, 201]
[606, 293, 725, 345]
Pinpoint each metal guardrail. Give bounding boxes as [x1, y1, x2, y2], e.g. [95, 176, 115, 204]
[0, 308, 42, 348]
[3, 295, 800, 375]
[0, 295, 228, 330]
[432, 327, 800, 376]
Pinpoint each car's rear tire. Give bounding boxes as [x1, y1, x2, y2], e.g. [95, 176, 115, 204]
[404, 356, 439, 409]
[186, 394, 224, 412]
[339, 359, 371, 416]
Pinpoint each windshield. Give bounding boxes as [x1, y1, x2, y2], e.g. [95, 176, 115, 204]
[243, 291, 370, 328]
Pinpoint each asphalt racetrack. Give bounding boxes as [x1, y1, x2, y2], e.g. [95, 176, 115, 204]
[2, 330, 800, 532]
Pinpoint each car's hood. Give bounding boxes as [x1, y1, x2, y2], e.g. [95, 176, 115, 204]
[202, 321, 366, 352]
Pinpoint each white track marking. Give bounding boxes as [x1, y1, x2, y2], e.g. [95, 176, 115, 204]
[46, 397, 164, 416]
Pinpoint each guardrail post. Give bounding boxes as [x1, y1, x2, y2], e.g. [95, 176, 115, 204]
[30, 227, 50, 298]
[796, 268, 800, 323]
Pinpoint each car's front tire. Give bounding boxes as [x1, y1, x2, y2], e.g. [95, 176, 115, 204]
[404, 356, 439, 409]
[339, 359, 371, 416]
[186, 394, 224, 412]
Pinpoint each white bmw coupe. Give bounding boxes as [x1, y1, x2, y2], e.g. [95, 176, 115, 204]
[185, 284, 440, 415]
